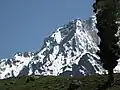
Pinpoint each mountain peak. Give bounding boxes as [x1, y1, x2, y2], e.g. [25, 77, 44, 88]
[1, 16, 120, 79]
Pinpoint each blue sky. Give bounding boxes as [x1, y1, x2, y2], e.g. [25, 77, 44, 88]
[0, 0, 93, 58]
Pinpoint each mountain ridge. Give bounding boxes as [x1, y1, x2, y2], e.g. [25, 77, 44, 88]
[0, 16, 120, 79]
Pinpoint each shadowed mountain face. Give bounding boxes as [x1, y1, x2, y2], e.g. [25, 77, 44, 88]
[59, 53, 100, 76]
[0, 16, 118, 79]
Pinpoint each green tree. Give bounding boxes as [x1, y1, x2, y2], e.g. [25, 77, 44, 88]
[93, 0, 120, 85]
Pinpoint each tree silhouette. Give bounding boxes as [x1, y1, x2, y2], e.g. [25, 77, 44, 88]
[93, 0, 120, 85]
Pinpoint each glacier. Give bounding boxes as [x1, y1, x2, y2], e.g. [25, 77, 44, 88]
[0, 16, 120, 79]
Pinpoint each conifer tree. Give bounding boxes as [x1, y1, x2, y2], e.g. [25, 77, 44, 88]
[93, 0, 120, 84]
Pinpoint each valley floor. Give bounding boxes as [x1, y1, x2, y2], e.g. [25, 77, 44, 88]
[0, 74, 120, 90]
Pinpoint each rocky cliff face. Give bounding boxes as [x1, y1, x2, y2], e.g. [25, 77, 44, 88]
[1, 16, 120, 79]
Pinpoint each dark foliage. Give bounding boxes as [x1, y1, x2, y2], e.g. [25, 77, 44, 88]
[67, 80, 81, 90]
[0, 74, 120, 90]
[25, 76, 35, 83]
[93, 0, 120, 85]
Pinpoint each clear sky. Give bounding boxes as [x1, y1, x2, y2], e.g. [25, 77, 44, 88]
[0, 0, 93, 58]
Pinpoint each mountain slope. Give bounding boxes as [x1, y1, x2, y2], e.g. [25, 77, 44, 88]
[0, 16, 119, 79]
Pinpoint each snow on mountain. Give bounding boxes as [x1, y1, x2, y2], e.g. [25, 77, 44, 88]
[0, 52, 34, 79]
[0, 16, 119, 79]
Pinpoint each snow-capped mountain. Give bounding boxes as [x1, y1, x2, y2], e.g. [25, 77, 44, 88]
[0, 16, 119, 79]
